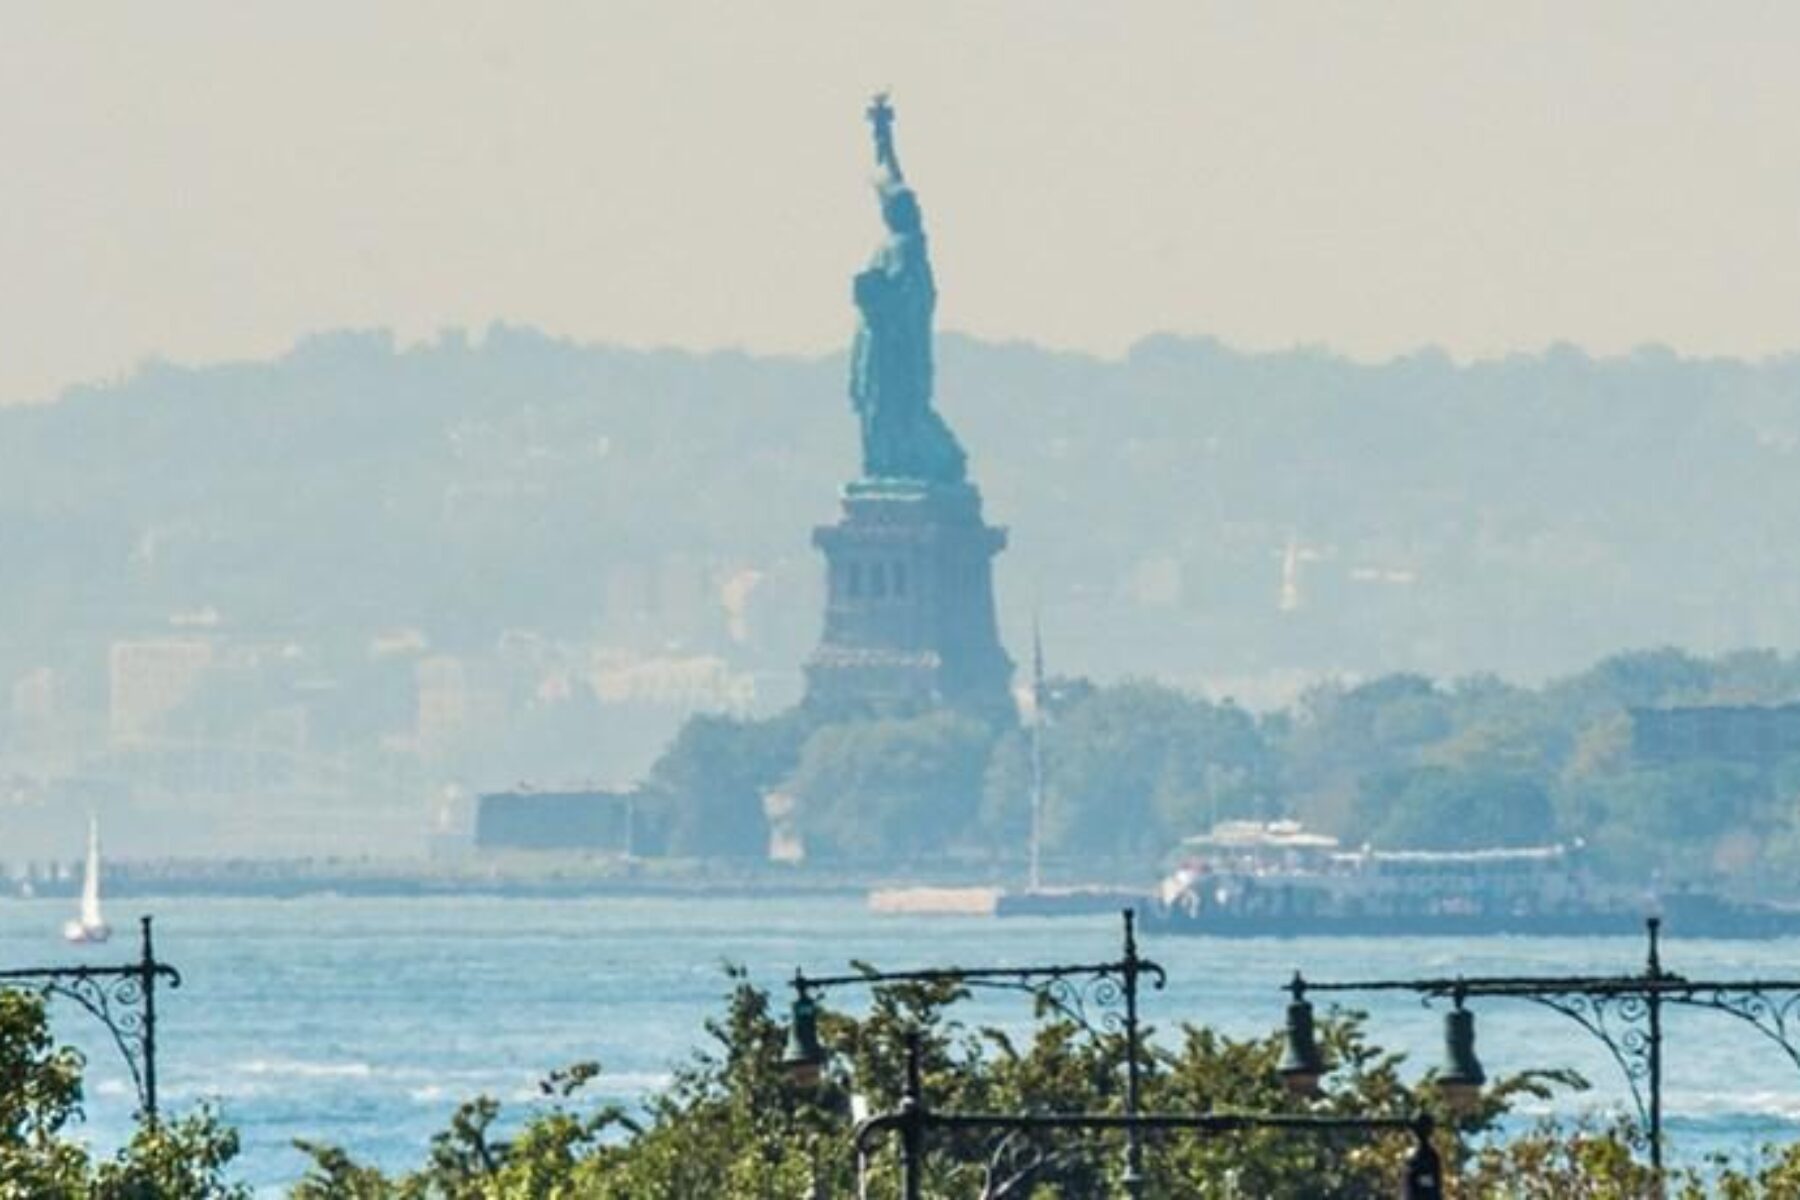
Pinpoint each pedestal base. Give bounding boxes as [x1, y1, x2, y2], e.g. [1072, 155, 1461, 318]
[804, 479, 1014, 722]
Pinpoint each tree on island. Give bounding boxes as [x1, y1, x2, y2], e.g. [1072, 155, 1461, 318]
[783, 710, 995, 861]
[637, 710, 811, 858]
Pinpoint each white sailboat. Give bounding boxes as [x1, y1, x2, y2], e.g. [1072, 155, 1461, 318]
[62, 816, 111, 944]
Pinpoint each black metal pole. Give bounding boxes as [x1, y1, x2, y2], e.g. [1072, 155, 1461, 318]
[140, 914, 159, 1123]
[1122, 908, 1145, 1197]
[1400, 1114, 1442, 1198]
[1646, 917, 1663, 1173]
[856, 1103, 1436, 1194]
[0, 915, 180, 1121]
[902, 1029, 924, 1200]
[789, 916, 1166, 1190]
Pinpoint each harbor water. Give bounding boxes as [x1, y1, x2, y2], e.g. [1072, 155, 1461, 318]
[3, 894, 1799, 1191]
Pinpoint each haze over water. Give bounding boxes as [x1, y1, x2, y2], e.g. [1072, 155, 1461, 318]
[7, 894, 1798, 1192]
[9, 3, 1800, 406]
[8, 6, 1800, 1193]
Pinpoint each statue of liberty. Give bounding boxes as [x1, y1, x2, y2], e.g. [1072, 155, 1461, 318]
[849, 94, 967, 484]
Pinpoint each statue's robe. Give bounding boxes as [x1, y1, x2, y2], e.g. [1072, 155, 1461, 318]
[849, 194, 966, 484]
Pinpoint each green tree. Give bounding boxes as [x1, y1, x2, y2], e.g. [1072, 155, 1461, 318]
[1282, 675, 1454, 840]
[0, 988, 89, 1195]
[639, 709, 809, 857]
[1567, 761, 1769, 878]
[1426, 685, 1571, 778]
[1549, 647, 1715, 718]
[1356, 767, 1557, 850]
[290, 965, 1719, 1199]
[0, 988, 248, 1199]
[786, 711, 998, 859]
[1039, 682, 1272, 859]
[91, 1109, 249, 1200]
[977, 725, 1033, 848]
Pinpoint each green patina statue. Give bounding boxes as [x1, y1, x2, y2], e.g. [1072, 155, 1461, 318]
[849, 94, 968, 484]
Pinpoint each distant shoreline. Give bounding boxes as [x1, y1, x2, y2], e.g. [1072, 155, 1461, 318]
[6, 857, 1135, 904]
[8, 868, 867, 903]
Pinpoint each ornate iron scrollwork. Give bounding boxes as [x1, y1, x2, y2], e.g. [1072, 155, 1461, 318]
[794, 909, 1164, 1197]
[855, 1031, 1442, 1200]
[1667, 984, 1800, 1073]
[1514, 990, 1654, 1126]
[0, 916, 180, 1119]
[1290, 918, 1800, 1173]
[970, 1128, 1080, 1199]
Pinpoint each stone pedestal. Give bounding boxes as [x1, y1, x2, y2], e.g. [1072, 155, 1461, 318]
[804, 480, 1014, 721]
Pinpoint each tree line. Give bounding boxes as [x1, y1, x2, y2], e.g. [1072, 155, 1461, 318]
[637, 646, 1800, 890]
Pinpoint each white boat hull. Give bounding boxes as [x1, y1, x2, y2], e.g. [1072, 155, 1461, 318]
[63, 919, 111, 944]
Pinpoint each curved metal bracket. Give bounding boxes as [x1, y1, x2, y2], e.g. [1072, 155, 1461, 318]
[1663, 984, 1800, 1073]
[976, 1129, 1080, 1199]
[0, 916, 179, 1119]
[1512, 990, 1654, 1128]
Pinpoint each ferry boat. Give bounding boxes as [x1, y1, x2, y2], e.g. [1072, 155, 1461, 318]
[1143, 820, 1800, 939]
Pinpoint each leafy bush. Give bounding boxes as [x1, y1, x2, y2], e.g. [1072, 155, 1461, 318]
[0, 989, 248, 1199]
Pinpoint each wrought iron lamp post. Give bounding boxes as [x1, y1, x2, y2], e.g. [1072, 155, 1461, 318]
[783, 908, 1165, 1195]
[0, 914, 181, 1121]
[855, 1029, 1443, 1199]
[1280, 916, 1800, 1170]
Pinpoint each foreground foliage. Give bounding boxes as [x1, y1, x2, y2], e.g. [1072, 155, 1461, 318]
[12, 978, 1800, 1196]
[0, 989, 247, 1199]
[289, 973, 1799, 1198]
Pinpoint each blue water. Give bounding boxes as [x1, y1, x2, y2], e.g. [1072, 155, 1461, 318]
[3, 895, 1799, 1191]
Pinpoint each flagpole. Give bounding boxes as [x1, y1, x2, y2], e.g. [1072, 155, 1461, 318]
[1028, 614, 1045, 893]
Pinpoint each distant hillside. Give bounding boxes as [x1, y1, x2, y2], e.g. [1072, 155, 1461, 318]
[5, 327, 1800, 703]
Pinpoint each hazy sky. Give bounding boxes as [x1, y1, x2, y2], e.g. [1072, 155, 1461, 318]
[4, 3, 1799, 403]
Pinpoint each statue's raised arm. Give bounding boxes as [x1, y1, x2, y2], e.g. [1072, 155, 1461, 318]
[846, 94, 966, 485]
[867, 92, 904, 184]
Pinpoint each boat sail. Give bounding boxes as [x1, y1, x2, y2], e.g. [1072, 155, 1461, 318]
[62, 817, 111, 944]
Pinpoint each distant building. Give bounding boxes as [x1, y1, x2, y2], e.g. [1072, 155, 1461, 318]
[473, 787, 635, 853]
[762, 789, 804, 864]
[415, 655, 466, 748]
[11, 667, 59, 755]
[590, 652, 754, 711]
[1630, 704, 1800, 766]
[416, 655, 492, 756]
[109, 638, 214, 747]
